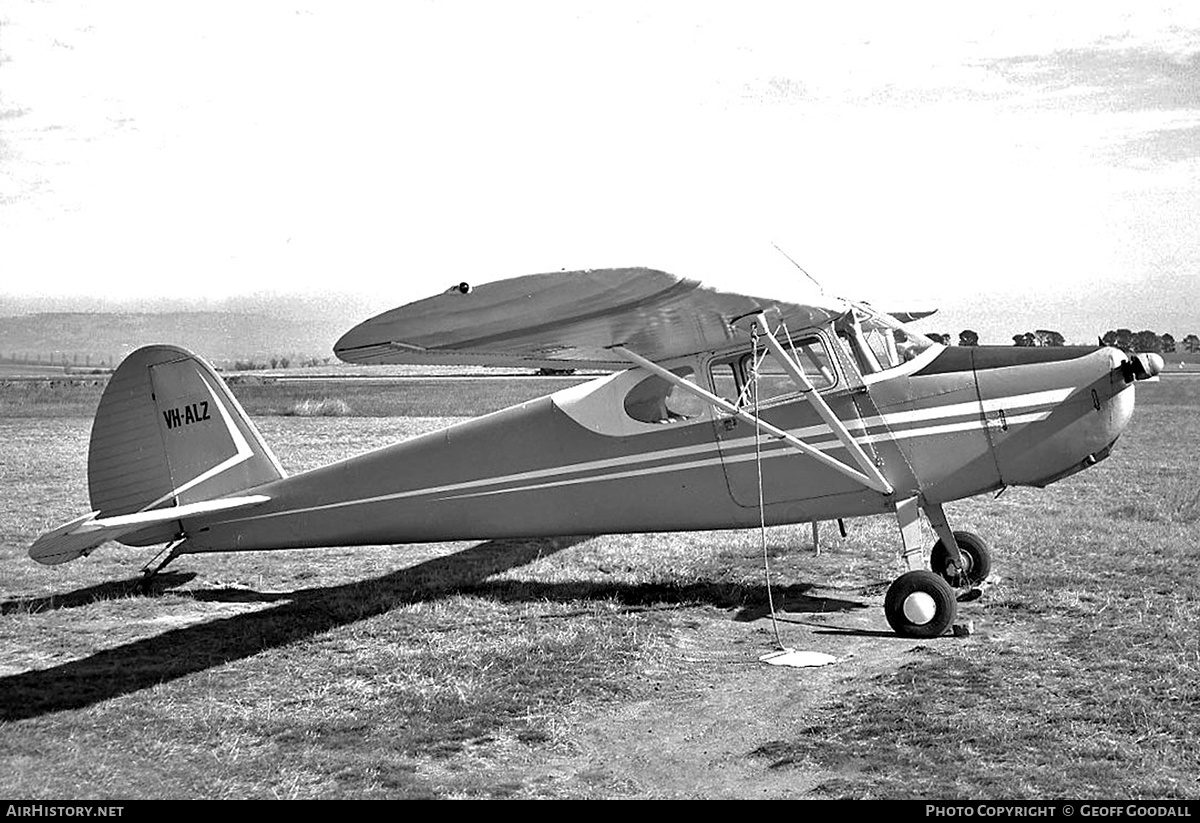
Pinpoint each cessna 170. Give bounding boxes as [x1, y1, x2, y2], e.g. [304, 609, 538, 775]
[30, 268, 1163, 637]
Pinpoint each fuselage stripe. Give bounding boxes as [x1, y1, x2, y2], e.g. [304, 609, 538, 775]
[436, 410, 1053, 501]
[222, 395, 1061, 523]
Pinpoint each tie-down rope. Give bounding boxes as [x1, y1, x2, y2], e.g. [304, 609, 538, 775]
[750, 322, 785, 651]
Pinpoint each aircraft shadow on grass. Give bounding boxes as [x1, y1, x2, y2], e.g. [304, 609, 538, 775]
[0, 535, 868, 721]
[0, 572, 199, 615]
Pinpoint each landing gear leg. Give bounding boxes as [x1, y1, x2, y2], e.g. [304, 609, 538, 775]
[925, 503, 992, 588]
[924, 503, 966, 580]
[884, 497, 957, 637]
[896, 496, 927, 573]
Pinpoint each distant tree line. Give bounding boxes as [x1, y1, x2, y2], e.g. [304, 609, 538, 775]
[923, 329, 1200, 352]
[1, 351, 336, 371]
[229, 355, 335, 371]
[1011, 330, 1067, 347]
[1098, 328, 1200, 354]
[3, 351, 113, 367]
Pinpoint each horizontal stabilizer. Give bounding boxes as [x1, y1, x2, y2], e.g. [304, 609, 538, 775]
[29, 495, 271, 566]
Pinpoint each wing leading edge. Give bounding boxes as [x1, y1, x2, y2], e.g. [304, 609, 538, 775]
[334, 268, 849, 369]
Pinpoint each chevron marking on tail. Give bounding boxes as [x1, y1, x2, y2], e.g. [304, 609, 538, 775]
[141, 369, 256, 511]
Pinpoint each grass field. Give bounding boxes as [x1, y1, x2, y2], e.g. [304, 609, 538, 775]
[0, 374, 589, 419]
[0, 376, 1196, 798]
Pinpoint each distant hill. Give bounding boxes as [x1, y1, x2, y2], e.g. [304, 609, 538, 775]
[0, 293, 391, 368]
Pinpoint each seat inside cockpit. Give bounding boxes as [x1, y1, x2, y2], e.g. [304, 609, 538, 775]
[623, 366, 707, 424]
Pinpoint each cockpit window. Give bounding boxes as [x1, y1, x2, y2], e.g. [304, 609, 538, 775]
[836, 305, 935, 375]
[623, 367, 707, 424]
[742, 336, 835, 403]
[710, 334, 836, 410]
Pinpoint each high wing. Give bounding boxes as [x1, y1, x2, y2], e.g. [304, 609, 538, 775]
[334, 268, 851, 369]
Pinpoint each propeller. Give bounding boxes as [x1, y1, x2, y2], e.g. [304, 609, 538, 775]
[1121, 351, 1164, 382]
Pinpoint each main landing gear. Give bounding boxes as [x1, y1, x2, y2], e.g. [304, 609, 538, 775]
[931, 530, 992, 589]
[885, 570, 959, 638]
[883, 499, 993, 638]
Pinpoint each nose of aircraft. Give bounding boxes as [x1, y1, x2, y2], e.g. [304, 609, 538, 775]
[978, 346, 1141, 488]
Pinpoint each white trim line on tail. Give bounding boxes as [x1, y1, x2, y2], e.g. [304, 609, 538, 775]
[212, 370, 288, 478]
[141, 370, 257, 511]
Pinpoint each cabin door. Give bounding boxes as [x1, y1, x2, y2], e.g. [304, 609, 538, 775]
[709, 336, 874, 508]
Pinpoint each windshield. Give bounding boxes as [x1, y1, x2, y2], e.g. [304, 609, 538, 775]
[835, 303, 937, 375]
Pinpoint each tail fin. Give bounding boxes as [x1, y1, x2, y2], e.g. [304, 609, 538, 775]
[86, 345, 285, 545]
[31, 345, 283, 564]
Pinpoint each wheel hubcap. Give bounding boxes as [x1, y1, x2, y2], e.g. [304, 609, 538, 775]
[902, 592, 937, 625]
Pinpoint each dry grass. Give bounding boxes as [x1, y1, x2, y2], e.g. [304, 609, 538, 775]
[288, 397, 353, 417]
[0, 375, 587, 418]
[0, 380, 106, 417]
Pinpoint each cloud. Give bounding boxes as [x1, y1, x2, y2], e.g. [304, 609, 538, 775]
[984, 41, 1200, 165]
[1121, 122, 1200, 164]
[990, 44, 1200, 112]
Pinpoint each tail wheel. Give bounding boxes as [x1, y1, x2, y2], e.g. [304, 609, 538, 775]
[884, 570, 958, 638]
[931, 531, 992, 588]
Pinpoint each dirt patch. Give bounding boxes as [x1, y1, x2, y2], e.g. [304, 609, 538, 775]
[545, 587, 977, 798]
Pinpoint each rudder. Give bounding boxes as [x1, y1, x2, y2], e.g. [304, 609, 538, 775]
[88, 345, 285, 545]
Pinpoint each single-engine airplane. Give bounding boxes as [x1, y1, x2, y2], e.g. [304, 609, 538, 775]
[30, 268, 1164, 637]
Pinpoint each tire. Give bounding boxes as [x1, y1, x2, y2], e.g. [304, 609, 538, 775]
[884, 570, 958, 638]
[931, 530, 992, 588]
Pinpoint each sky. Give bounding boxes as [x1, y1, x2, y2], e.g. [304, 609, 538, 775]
[2, 1, 1198, 343]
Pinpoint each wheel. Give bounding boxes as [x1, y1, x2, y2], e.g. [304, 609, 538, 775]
[884, 570, 958, 638]
[931, 530, 992, 588]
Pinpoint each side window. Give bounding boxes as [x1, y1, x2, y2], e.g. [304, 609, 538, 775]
[711, 362, 740, 405]
[837, 330, 882, 375]
[711, 334, 836, 409]
[743, 336, 835, 402]
[787, 337, 837, 388]
[623, 367, 707, 424]
[743, 351, 797, 403]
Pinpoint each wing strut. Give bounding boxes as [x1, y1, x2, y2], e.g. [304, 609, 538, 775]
[610, 343, 893, 495]
[748, 312, 893, 495]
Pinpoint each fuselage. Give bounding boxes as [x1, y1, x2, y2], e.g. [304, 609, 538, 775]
[179, 342, 1135, 555]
